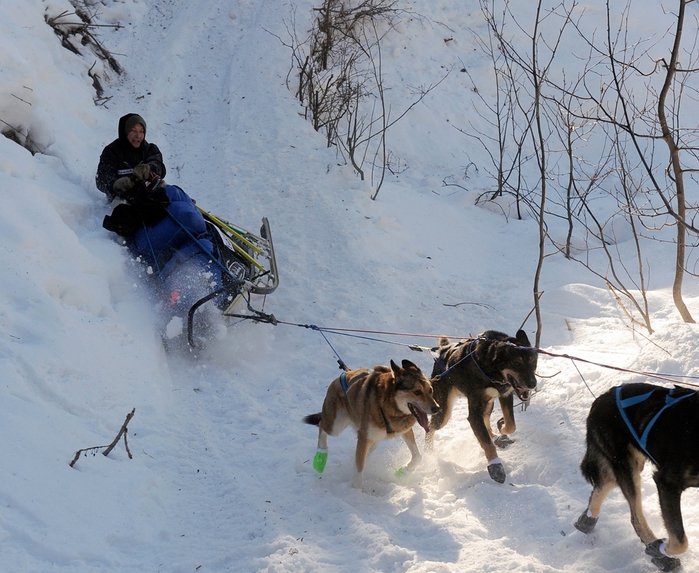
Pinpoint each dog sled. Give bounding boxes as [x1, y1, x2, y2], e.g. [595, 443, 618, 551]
[102, 179, 279, 347]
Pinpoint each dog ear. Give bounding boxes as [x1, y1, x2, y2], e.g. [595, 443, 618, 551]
[390, 359, 401, 377]
[515, 329, 531, 347]
[401, 359, 418, 372]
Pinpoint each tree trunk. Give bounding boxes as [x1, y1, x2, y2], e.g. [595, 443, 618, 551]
[658, 0, 694, 323]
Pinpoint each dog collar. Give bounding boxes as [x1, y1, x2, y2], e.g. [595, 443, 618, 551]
[379, 405, 395, 434]
[469, 338, 496, 383]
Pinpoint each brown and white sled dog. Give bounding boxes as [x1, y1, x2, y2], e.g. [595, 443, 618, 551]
[303, 359, 440, 488]
[575, 383, 699, 572]
[426, 330, 538, 483]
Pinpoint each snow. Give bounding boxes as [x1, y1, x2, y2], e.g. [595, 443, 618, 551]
[1, 0, 699, 571]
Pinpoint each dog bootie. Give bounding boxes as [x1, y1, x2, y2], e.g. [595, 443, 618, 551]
[312, 448, 328, 473]
[487, 458, 506, 483]
[645, 539, 681, 572]
[573, 509, 598, 534]
[395, 466, 413, 478]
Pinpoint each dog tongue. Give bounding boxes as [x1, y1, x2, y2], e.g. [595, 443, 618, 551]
[408, 403, 430, 433]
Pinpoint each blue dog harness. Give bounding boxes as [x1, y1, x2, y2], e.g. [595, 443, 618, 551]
[430, 339, 474, 379]
[339, 370, 370, 393]
[616, 385, 694, 465]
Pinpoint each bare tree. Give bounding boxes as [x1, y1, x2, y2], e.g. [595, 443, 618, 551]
[474, 0, 577, 345]
[566, 0, 699, 323]
[655, 0, 696, 322]
[461, 2, 534, 219]
[468, 0, 699, 337]
[281, 0, 446, 199]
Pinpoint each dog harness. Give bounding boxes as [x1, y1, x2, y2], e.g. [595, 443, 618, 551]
[616, 385, 694, 465]
[339, 370, 369, 393]
[339, 369, 398, 434]
[432, 338, 509, 391]
[430, 339, 473, 379]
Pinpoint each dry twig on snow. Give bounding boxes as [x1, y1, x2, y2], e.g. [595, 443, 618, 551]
[69, 408, 135, 468]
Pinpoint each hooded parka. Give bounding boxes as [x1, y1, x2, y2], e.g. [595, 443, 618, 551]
[95, 113, 166, 200]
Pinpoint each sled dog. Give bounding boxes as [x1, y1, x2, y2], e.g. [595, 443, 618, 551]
[425, 330, 538, 483]
[304, 359, 440, 488]
[575, 382, 699, 572]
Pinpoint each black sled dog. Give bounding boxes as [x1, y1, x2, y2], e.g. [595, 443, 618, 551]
[304, 359, 440, 489]
[426, 330, 538, 483]
[575, 382, 699, 572]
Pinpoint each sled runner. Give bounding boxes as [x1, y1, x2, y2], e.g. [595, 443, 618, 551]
[103, 179, 279, 347]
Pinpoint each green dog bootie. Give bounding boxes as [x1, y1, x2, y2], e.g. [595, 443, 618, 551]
[313, 448, 328, 473]
[395, 466, 414, 478]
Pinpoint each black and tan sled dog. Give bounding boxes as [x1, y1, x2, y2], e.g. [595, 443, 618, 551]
[304, 359, 440, 488]
[426, 330, 538, 483]
[575, 383, 699, 572]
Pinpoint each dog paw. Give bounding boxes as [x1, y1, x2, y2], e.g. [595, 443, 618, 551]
[573, 510, 598, 534]
[487, 462, 506, 483]
[645, 540, 682, 572]
[493, 434, 514, 449]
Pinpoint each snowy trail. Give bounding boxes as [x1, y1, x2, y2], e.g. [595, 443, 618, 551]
[92, 2, 330, 567]
[97, 2, 699, 572]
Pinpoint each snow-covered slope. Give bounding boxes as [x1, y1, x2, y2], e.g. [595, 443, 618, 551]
[1, 1, 699, 571]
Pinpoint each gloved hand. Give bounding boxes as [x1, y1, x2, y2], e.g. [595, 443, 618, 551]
[132, 163, 151, 181]
[113, 176, 135, 194]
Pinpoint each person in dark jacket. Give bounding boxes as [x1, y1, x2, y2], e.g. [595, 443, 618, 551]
[96, 113, 166, 201]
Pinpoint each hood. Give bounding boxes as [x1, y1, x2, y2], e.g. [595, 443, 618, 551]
[118, 113, 147, 143]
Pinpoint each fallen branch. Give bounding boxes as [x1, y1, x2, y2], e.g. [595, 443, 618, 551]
[70, 408, 135, 468]
[442, 301, 496, 311]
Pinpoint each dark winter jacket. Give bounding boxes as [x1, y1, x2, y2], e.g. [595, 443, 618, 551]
[95, 113, 166, 201]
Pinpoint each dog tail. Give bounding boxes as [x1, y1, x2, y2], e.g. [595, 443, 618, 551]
[303, 413, 322, 426]
[438, 336, 450, 347]
[579, 446, 606, 487]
